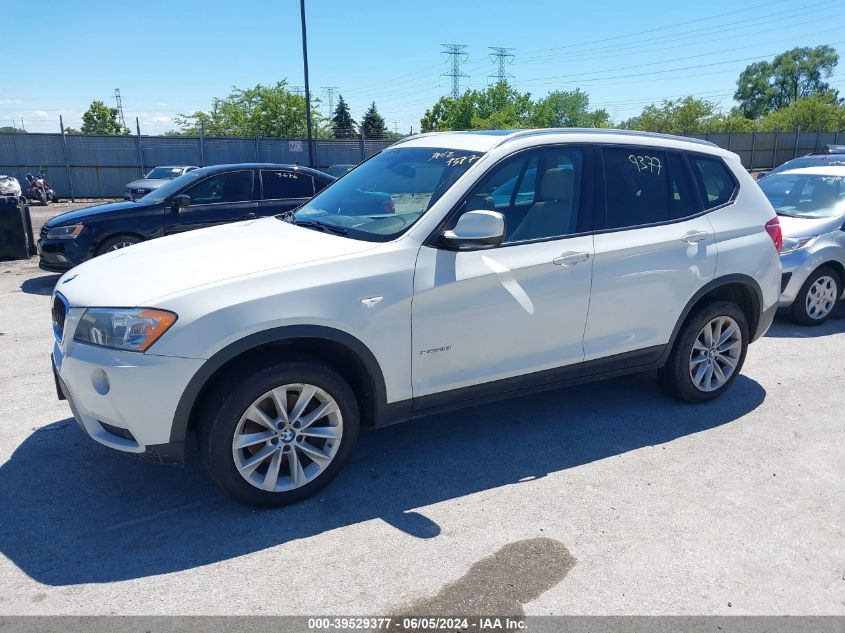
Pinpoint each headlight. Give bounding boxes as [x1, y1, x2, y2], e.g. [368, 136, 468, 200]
[46, 224, 84, 240]
[74, 308, 177, 352]
[780, 236, 817, 255]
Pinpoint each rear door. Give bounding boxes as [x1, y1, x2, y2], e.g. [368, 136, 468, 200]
[584, 146, 718, 361]
[256, 168, 317, 217]
[164, 169, 257, 234]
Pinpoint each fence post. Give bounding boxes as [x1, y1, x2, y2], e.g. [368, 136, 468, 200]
[255, 123, 260, 162]
[793, 126, 800, 158]
[359, 129, 365, 162]
[59, 116, 75, 202]
[814, 127, 822, 153]
[836, 130, 841, 145]
[727, 129, 733, 152]
[135, 118, 144, 177]
[199, 122, 205, 167]
[772, 129, 779, 169]
[749, 131, 756, 170]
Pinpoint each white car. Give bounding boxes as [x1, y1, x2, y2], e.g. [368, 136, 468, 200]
[758, 166, 845, 324]
[50, 129, 782, 506]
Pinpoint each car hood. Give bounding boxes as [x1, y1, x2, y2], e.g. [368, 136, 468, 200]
[126, 178, 171, 189]
[778, 213, 845, 238]
[46, 200, 151, 226]
[56, 217, 378, 307]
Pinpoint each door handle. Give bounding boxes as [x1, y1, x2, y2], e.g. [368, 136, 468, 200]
[553, 251, 591, 266]
[241, 211, 256, 219]
[681, 230, 710, 243]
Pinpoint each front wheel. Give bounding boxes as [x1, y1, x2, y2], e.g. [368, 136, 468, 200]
[96, 234, 140, 255]
[36, 190, 47, 206]
[199, 359, 360, 507]
[790, 266, 840, 325]
[659, 300, 749, 403]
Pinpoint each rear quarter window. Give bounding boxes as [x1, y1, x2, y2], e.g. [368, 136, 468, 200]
[690, 155, 736, 209]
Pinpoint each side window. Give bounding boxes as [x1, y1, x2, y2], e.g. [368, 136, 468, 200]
[690, 155, 736, 209]
[461, 147, 582, 244]
[603, 147, 671, 228]
[185, 170, 253, 204]
[261, 170, 315, 199]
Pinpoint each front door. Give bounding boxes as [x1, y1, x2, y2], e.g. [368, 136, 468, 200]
[412, 145, 595, 398]
[165, 169, 257, 234]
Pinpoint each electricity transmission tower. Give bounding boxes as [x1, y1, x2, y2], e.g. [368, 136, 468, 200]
[488, 47, 515, 85]
[441, 44, 469, 98]
[290, 85, 305, 96]
[114, 89, 126, 129]
[322, 86, 339, 116]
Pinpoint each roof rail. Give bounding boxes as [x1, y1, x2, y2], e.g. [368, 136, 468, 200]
[492, 128, 718, 149]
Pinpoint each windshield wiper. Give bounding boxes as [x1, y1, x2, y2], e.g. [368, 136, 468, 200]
[292, 218, 348, 236]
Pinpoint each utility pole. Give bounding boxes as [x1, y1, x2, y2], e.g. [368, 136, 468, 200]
[393, 120, 399, 134]
[488, 47, 515, 85]
[322, 86, 339, 117]
[290, 85, 305, 96]
[441, 44, 469, 98]
[300, 0, 314, 167]
[114, 88, 127, 129]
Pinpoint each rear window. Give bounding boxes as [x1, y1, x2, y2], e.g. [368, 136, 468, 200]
[602, 147, 699, 229]
[261, 170, 315, 199]
[690, 156, 736, 209]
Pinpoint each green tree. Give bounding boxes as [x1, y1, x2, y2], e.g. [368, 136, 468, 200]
[361, 102, 387, 138]
[621, 96, 757, 134]
[420, 83, 533, 132]
[0, 126, 21, 133]
[758, 94, 845, 131]
[530, 89, 610, 128]
[734, 45, 839, 118]
[331, 95, 357, 139]
[80, 100, 128, 135]
[175, 81, 321, 137]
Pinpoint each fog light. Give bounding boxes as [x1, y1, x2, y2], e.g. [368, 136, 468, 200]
[91, 368, 110, 395]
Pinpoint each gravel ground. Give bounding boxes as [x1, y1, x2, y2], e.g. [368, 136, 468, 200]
[0, 223, 842, 616]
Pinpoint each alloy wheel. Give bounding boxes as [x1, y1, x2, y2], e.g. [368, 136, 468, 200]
[108, 241, 134, 251]
[805, 275, 837, 320]
[689, 315, 742, 392]
[232, 383, 343, 492]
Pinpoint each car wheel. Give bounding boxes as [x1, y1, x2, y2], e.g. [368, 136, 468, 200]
[96, 235, 140, 255]
[659, 300, 749, 403]
[198, 359, 360, 507]
[789, 266, 840, 325]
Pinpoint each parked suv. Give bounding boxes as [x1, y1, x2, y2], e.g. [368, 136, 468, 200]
[39, 163, 333, 271]
[49, 130, 782, 506]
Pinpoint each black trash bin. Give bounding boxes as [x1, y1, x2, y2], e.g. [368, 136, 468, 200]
[0, 196, 37, 260]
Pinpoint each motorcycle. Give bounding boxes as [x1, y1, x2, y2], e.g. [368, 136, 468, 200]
[25, 170, 58, 206]
[0, 174, 25, 203]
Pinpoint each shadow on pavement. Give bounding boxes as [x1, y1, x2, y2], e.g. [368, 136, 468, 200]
[0, 372, 765, 586]
[20, 273, 60, 296]
[765, 301, 845, 339]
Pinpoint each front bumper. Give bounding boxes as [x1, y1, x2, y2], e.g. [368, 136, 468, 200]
[52, 334, 204, 464]
[38, 237, 85, 271]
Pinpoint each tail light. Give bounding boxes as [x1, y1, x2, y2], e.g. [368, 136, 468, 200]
[765, 217, 782, 253]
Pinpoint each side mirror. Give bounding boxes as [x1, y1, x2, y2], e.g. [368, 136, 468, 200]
[171, 194, 190, 211]
[441, 210, 505, 250]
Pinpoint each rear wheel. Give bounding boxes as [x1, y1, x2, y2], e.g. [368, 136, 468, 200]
[198, 359, 360, 507]
[789, 266, 840, 325]
[659, 300, 749, 403]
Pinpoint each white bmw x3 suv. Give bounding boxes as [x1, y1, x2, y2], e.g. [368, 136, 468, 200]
[50, 129, 782, 506]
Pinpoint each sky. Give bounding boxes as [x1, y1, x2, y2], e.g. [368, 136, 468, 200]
[1, 0, 843, 135]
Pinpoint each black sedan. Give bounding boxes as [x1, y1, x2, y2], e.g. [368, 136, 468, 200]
[39, 163, 334, 272]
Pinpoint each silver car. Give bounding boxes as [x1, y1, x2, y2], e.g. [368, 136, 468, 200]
[124, 165, 198, 200]
[759, 166, 845, 324]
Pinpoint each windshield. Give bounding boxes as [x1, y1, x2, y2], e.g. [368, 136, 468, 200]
[759, 173, 845, 219]
[145, 167, 184, 179]
[290, 147, 484, 240]
[140, 170, 206, 203]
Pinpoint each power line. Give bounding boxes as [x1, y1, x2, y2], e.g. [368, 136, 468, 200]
[441, 44, 470, 98]
[488, 47, 515, 85]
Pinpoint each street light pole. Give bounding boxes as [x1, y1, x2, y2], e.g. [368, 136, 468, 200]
[300, 0, 314, 168]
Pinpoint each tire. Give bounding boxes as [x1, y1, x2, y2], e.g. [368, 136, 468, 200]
[789, 266, 840, 326]
[37, 190, 47, 206]
[198, 359, 360, 507]
[96, 234, 140, 256]
[659, 300, 749, 403]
